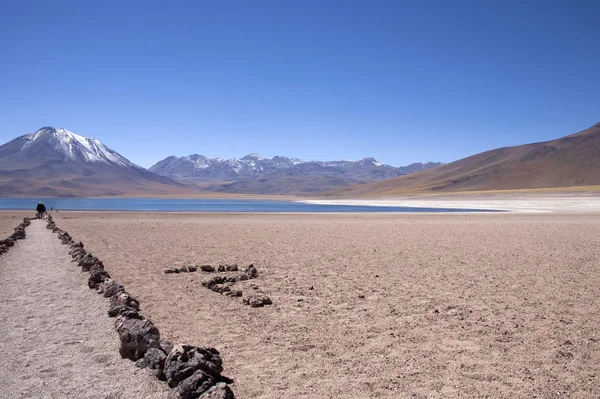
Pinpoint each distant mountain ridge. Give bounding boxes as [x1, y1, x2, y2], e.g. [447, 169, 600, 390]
[150, 153, 304, 180]
[150, 154, 443, 194]
[0, 126, 443, 197]
[0, 127, 189, 197]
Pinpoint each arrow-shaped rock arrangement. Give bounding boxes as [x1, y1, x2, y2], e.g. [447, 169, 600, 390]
[165, 264, 273, 308]
[0, 217, 30, 255]
[45, 215, 236, 399]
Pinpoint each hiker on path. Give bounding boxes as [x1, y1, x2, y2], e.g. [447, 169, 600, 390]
[36, 202, 47, 219]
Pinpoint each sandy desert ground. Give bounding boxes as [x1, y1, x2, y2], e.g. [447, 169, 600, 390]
[0, 213, 30, 237]
[0, 210, 593, 399]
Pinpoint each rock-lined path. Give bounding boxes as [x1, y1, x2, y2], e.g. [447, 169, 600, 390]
[0, 220, 168, 399]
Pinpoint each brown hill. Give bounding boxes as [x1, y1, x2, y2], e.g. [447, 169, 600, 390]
[328, 122, 600, 196]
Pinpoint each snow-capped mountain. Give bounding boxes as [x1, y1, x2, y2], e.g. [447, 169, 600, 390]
[3, 127, 138, 169]
[149, 153, 442, 194]
[0, 127, 187, 197]
[150, 153, 440, 181]
[150, 153, 306, 180]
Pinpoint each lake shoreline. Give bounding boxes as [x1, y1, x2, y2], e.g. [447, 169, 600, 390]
[0, 197, 500, 213]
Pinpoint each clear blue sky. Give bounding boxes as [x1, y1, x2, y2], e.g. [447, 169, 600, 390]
[1, 1, 599, 168]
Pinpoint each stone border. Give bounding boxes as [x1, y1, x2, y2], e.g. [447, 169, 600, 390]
[45, 215, 236, 399]
[165, 263, 273, 308]
[0, 217, 31, 254]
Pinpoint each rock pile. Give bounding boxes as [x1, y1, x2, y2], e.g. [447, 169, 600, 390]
[0, 217, 31, 255]
[199, 264, 272, 307]
[243, 292, 273, 308]
[46, 215, 237, 398]
[164, 345, 235, 399]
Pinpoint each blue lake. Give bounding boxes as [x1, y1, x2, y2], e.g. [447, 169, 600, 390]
[0, 197, 498, 213]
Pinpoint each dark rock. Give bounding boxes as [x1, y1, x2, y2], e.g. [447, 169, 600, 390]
[218, 264, 238, 272]
[164, 268, 180, 274]
[202, 276, 227, 289]
[96, 280, 110, 294]
[139, 347, 167, 380]
[108, 304, 139, 319]
[2, 238, 15, 247]
[119, 308, 144, 320]
[69, 246, 85, 256]
[212, 285, 230, 294]
[187, 266, 197, 272]
[108, 292, 140, 317]
[78, 253, 93, 265]
[160, 339, 174, 356]
[70, 248, 86, 256]
[168, 370, 215, 399]
[243, 293, 272, 307]
[200, 265, 215, 272]
[164, 345, 223, 388]
[223, 290, 242, 297]
[79, 254, 103, 272]
[101, 280, 125, 298]
[88, 267, 111, 289]
[89, 263, 105, 272]
[58, 231, 72, 244]
[11, 230, 26, 240]
[115, 317, 160, 361]
[112, 292, 140, 309]
[244, 265, 258, 279]
[199, 383, 235, 399]
[72, 251, 86, 262]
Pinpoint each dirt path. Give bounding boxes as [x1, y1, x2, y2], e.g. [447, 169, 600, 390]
[0, 220, 168, 399]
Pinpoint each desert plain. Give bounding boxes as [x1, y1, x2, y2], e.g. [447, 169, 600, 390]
[1, 206, 600, 398]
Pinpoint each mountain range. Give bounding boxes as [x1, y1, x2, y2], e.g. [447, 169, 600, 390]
[330, 122, 600, 196]
[0, 127, 440, 197]
[3, 122, 599, 198]
[149, 154, 441, 195]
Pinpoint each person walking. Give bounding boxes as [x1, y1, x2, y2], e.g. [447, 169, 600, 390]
[36, 202, 47, 219]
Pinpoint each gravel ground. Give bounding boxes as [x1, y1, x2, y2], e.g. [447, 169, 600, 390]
[0, 219, 169, 399]
[42, 211, 600, 399]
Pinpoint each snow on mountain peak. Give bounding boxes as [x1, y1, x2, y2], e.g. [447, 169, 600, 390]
[359, 157, 383, 166]
[241, 153, 264, 161]
[183, 154, 211, 169]
[22, 126, 134, 167]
